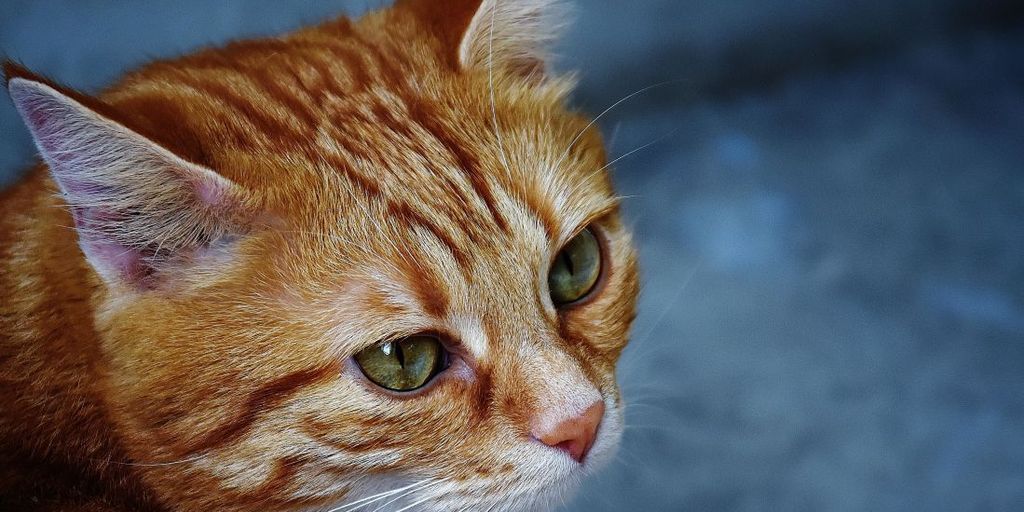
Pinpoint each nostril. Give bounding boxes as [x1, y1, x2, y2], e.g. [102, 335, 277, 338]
[551, 438, 587, 462]
[532, 401, 605, 463]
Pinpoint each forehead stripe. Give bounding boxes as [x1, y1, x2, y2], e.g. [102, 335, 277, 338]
[406, 96, 511, 235]
[404, 252, 450, 318]
[387, 200, 471, 271]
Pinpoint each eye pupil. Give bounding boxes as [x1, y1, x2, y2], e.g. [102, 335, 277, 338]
[395, 343, 405, 367]
[561, 250, 575, 275]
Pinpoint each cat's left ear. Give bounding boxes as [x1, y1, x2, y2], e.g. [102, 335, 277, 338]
[5, 64, 256, 289]
[404, 0, 569, 77]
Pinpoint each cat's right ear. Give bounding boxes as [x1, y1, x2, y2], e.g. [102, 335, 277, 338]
[400, 0, 568, 78]
[4, 64, 255, 290]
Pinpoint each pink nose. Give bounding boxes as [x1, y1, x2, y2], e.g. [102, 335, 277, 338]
[532, 401, 605, 463]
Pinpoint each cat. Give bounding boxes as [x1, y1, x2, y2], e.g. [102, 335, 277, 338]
[0, 0, 638, 510]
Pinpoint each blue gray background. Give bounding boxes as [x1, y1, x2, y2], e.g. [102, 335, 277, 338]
[2, 1, 1023, 511]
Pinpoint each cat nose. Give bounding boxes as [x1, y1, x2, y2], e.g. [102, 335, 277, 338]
[531, 401, 605, 463]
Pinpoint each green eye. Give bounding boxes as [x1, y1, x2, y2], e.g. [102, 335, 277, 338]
[354, 336, 448, 392]
[549, 228, 602, 306]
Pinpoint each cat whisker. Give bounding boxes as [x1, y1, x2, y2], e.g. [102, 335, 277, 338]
[614, 194, 643, 202]
[621, 390, 676, 403]
[616, 335, 669, 376]
[623, 423, 683, 434]
[612, 451, 647, 472]
[84, 454, 207, 467]
[622, 396, 677, 411]
[366, 478, 447, 512]
[598, 127, 681, 175]
[390, 485, 447, 512]
[326, 478, 436, 512]
[553, 79, 686, 171]
[325, 488, 404, 512]
[563, 127, 679, 203]
[623, 401, 672, 415]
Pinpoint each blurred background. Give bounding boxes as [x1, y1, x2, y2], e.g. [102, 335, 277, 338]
[2, 1, 1023, 510]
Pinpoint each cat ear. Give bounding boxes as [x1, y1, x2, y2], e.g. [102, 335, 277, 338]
[457, 0, 567, 76]
[5, 68, 253, 289]
[401, 0, 568, 77]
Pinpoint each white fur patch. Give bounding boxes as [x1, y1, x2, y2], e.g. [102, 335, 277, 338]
[450, 314, 490, 359]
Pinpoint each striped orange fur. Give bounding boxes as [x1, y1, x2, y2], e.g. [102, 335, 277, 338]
[0, 0, 638, 510]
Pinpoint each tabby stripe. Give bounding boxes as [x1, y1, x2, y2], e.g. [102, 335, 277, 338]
[235, 455, 350, 508]
[171, 75, 303, 142]
[346, 29, 407, 88]
[182, 363, 339, 455]
[522, 182, 559, 240]
[239, 455, 308, 503]
[323, 152, 384, 199]
[406, 97, 512, 235]
[402, 248, 451, 318]
[234, 454, 350, 507]
[315, 43, 373, 92]
[179, 38, 366, 88]
[470, 365, 495, 425]
[368, 102, 486, 242]
[388, 200, 471, 270]
[252, 64, 321, 130]
[302, 416, 408, 456]
[112, 94, 214, 165]
[215, 67, 315, 133]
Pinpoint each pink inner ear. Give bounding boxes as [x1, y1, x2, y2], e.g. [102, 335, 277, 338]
[82, 239, 145, 283]
[10, 78, 248, 288]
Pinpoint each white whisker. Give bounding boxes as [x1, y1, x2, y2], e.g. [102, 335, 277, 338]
[598, 127, 680, 175]
[326, 479, 430, 512]
[606, 121, 624, 151]
[565, 127, 679, 202]
[554, 80, 684, 171]
[391, 491, 441, 512]
[367, 478, 447, 512]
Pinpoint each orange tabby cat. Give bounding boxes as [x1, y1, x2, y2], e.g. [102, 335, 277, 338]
[0, 0, 638, 510]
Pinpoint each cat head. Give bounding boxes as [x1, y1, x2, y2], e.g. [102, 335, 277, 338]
[5, 0, 638, 510]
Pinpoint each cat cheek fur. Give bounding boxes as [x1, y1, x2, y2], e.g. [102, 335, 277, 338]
[0, 0, 638, 510]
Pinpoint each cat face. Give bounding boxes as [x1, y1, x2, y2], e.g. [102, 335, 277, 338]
[6, 0, 638, 510]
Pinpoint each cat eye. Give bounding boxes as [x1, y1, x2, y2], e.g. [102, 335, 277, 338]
[354, 336, 448, 392]
[549, 227, 603, 306]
